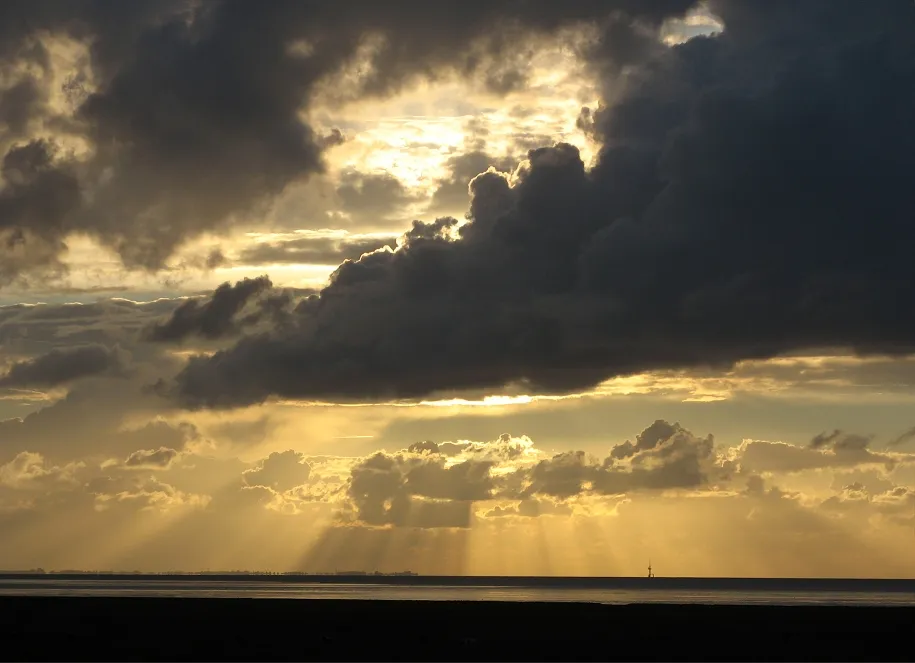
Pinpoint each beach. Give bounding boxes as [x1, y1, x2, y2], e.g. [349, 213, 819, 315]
[2, 597, 912, 661]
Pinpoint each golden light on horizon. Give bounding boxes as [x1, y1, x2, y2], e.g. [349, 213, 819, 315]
[0, 0, 913, 588]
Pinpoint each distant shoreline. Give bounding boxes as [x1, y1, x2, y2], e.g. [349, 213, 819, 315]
[1, 597, 912, 661]
[2, 573, 914, 592]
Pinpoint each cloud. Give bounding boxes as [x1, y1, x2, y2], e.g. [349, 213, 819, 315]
[242, 450, 312, 492]
[408, 433, 534, 462]
[331, 420, 910, 529]
[236, 235, 395, 267]
[0, 0, 695, 281]
[335, 171, 422, 219]
[0, 344, 126, 389]
[810, 430, 844, 450]
[164, 1, 915, 408]
[0, 452, 82, 489]
[484, 498, 573, 518]
[205, 415, 274, 449]
[820, 480, 915, 527]
[338, 420, 725, 527]
[144, 276, 295, 344]
[0, 298, 184, 367]
[734, 437, 899, 475]
[88, 474, 210, 513]
[519, 419, 720, 498]
[0, 141, 81, 286]
[887, 426, 915, 448]
[0, 415, 912, 574]
[0, 381, 202, 462]
[345, 450, 494, 528]
[428, 151, 517, 214]
[121, 447, 181, 470]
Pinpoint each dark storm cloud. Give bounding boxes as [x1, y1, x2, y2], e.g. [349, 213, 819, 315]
[0, 343, 125, 388]
[0, 141, 80, 284]
[0, 0, 694, 281]
[236, 236, 394, 267]
[169, 1, 915, 408]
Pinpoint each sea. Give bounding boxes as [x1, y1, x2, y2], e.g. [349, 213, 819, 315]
[1, 576, 914, 606]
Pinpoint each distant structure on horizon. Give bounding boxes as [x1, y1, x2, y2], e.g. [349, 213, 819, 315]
[647, 561, 654, 578]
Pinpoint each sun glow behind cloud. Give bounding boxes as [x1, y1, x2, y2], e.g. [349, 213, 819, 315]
[2, 0, 914, 579]
[0, 13, 717, 305]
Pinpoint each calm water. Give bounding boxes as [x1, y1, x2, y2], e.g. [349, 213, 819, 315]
[1, 578, 914, 606]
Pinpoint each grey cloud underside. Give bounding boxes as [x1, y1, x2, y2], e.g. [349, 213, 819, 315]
[170, 0, 915, 407]
[0, 390, 201, 461]
[144, 277, 319, 344]
[145, 276, 275, 343]
[335, 171, 422, 219]
[739, 437, 898, 475]
[0, 0, 695, 279]
[0, 343, 125, 388]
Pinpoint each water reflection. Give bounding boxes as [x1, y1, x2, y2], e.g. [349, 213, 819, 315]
[0, 579, 913, 606]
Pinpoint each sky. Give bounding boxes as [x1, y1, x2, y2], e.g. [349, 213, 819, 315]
[0, 0, 914, 577]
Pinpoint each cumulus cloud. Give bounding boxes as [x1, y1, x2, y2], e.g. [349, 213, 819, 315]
[428, 151, 517, 214]
[345, 451, 494, 528]
[332, 419, 915, 529]
[518, 420, 720, 498]
[162, 1, 915, 409]
[337, 420, 725, 527]
[821, 481, 915, 527]
[0, 415, 912, 576]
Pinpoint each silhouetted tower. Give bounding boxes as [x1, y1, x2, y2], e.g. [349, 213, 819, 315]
[647, 560, 654, 578]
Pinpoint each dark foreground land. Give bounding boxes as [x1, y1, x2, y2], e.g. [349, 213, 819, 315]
[2, 598, 912, 661]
